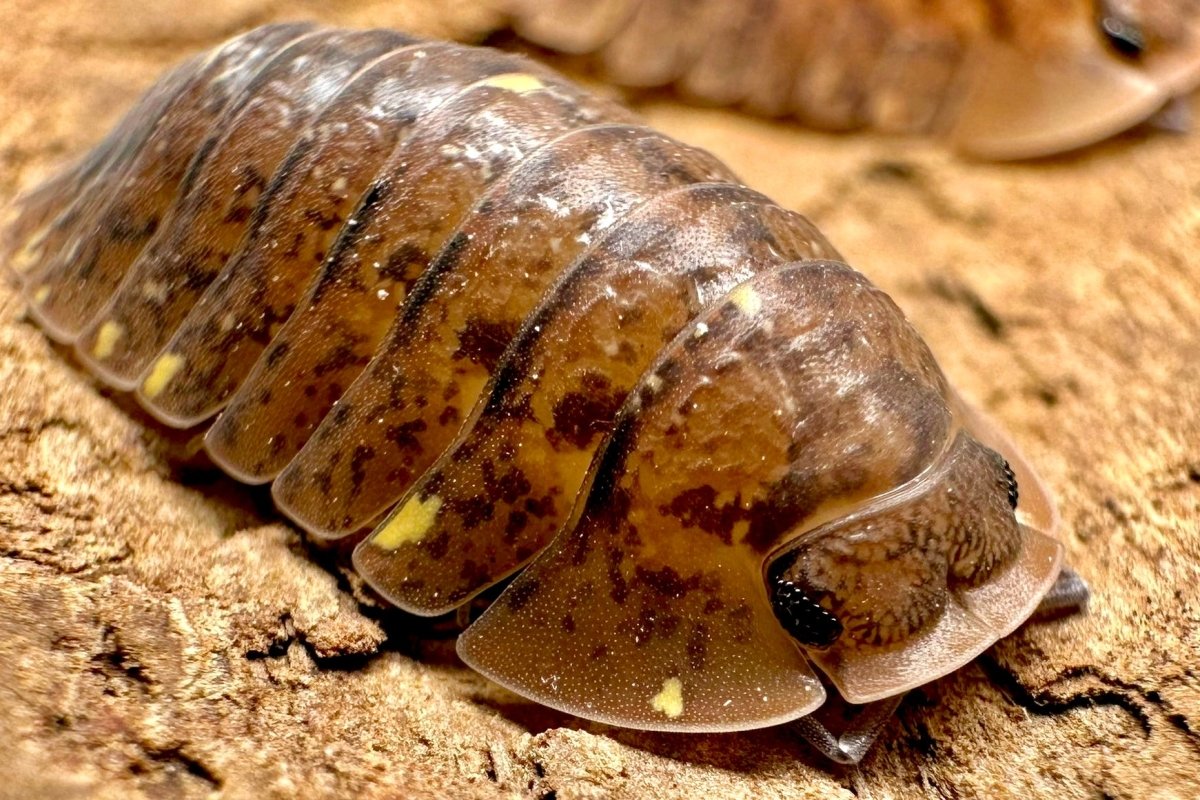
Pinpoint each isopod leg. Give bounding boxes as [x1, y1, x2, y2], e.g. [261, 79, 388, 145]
[794, 564, 1087, 764]
[1032, 565, 1090, 619]
[1145, 95, 1192, 134]
[792, 690, 905, 765]
[795, 564, 1086, 763]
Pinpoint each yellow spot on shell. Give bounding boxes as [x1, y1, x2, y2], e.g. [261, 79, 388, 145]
[373, 494, 443, 550]
[730, 284, 762, 316]
[92, 321, 125, 360]
[142, 352, 185, 398]
[651, 677, 684, 718]
[32, 285, 51, 304]
[478, 73, 546, 94]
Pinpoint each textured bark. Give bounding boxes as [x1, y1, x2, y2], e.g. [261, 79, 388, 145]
[1, 2, 1198, 798]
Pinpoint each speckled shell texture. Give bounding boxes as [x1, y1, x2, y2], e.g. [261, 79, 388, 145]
[3, 25, 1064, 734]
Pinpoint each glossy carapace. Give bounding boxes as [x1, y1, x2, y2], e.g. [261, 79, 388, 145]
[2, 25, 1072, 759]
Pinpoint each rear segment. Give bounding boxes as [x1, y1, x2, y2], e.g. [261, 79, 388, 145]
[72, 28, 411, 388]
[17, 23, 317, 339]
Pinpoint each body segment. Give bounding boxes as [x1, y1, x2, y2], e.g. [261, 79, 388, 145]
[74, 28, 410, 388]
[272, 123, 735, 536]
[354, 183, 839, 615]
[205, 70, 633, 482]
[140, 44, 556, 428]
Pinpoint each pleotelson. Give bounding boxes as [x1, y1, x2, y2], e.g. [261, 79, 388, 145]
[4, 25, 1066, 735]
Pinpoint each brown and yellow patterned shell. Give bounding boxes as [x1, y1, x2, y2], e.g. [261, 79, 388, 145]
[2, 25, 1065, 736]
[503, 0, 1200, 159]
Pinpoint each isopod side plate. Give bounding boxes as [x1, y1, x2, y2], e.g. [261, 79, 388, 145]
[268, 123, 733, 534]
[133, 43, 540, 429]
[203, 76, 636, 485]
[21, 23, 321, 342]
[74, 28, 413, 389]
[3, 50, 204, 278]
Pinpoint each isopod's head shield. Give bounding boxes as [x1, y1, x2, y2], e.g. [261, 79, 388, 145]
[765, 423, 1064, 706]
[949, 0, 1200, 159]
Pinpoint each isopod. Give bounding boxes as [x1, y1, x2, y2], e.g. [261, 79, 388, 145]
[2, 24, 1087, 762]
[502, 0, 1200, 159]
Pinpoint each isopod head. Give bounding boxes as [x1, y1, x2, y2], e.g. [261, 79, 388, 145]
[458, 262, 1063, 730]
[768, 431, 1061, 705]
[948, 0, 1200, 158]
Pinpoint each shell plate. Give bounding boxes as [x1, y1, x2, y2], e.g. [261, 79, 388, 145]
[4, 24, 1065, 734]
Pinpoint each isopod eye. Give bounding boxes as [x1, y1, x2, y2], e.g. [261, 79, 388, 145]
[1096, 0, 1146, 59]
[1002, 460, 1019, 510]
[769, 565, 843, 649]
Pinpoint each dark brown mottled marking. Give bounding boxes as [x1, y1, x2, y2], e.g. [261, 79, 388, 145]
[549, 373, 628, 450]
[458, 261, 1061, 729]
[351, 183, 836, 614]
[137, 43, 529, 427]
[275, 123, 734, 537]
[456, 317, 520, 371]
[208, 69, 633, 483]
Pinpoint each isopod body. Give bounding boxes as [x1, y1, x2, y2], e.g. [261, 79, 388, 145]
[3, 24, 1072, 754]
[504, 0, 1200, 159]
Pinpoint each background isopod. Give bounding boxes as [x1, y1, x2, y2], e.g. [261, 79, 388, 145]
[0, 3, 1196, 799]
[502, 0, 1200, 159]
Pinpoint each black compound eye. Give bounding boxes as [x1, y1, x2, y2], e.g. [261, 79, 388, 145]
[1096, 1, 1146, 58]
[771, 579, 843, 649]
[1002, 460, 1019, 510]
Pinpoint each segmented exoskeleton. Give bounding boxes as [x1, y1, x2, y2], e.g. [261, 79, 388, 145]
[2, 25, 1083, 761]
